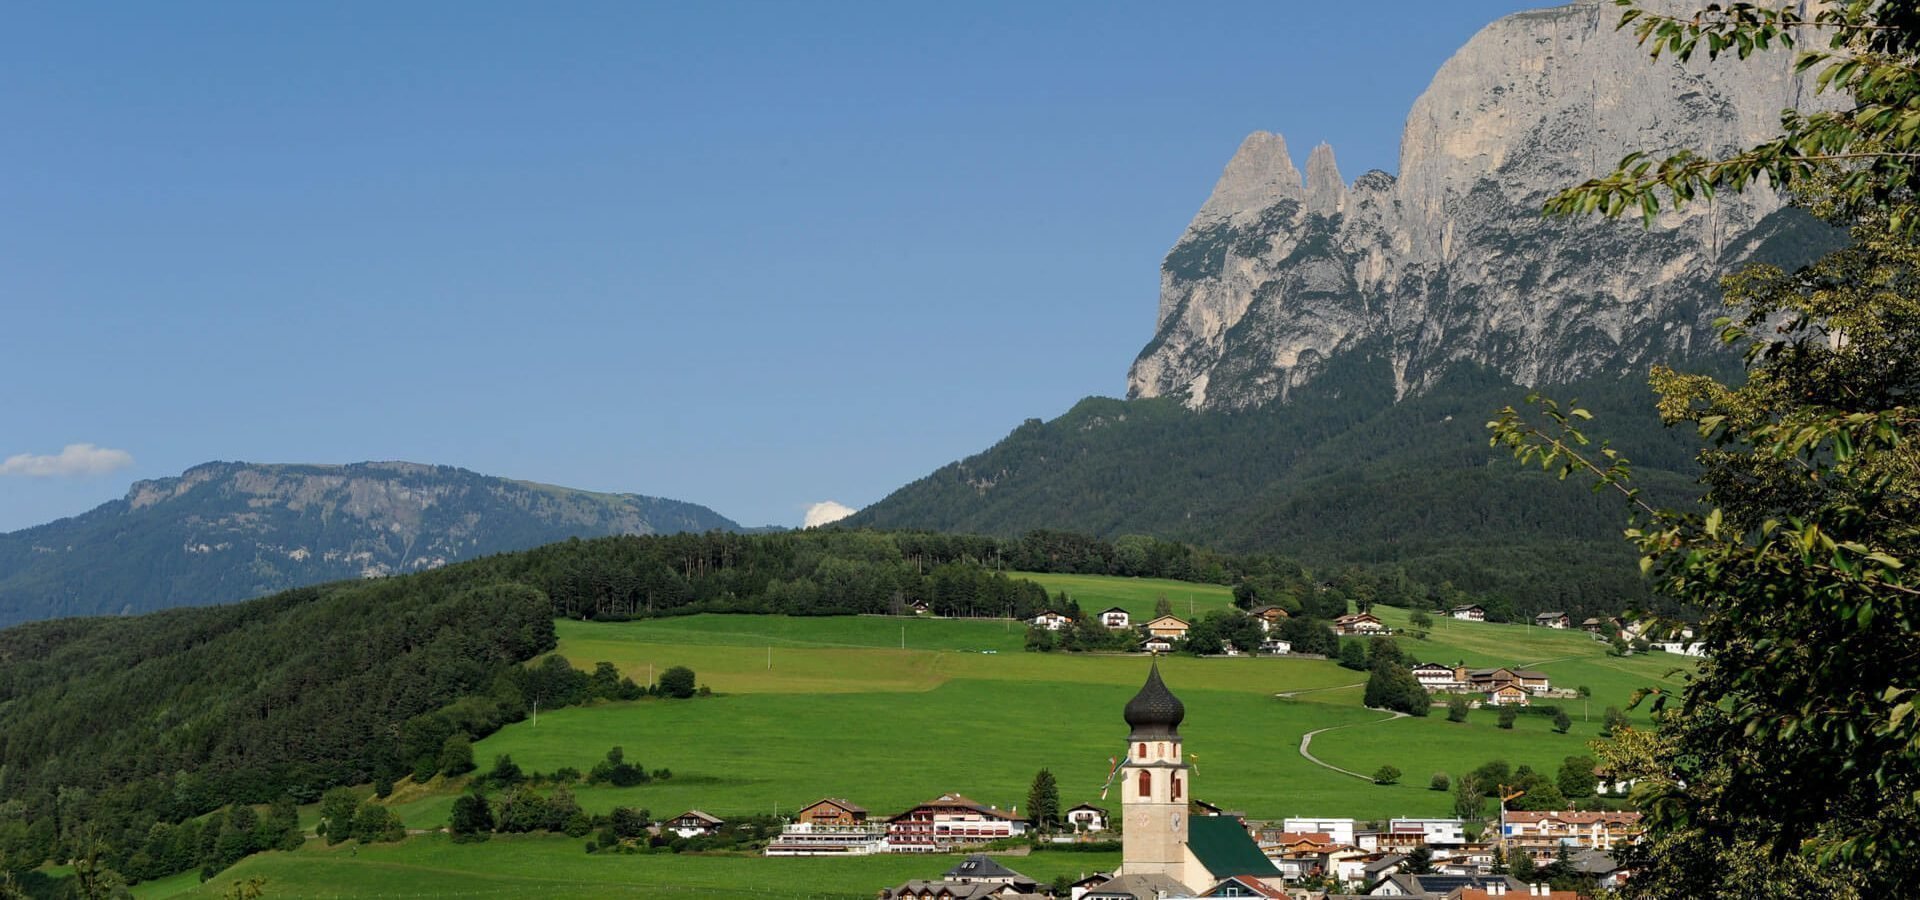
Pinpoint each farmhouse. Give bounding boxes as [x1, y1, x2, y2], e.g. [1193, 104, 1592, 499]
[1248, 605, 1289, 632]
[1257, 637, 1292, 656]
[1100, 607, 1132, 629]
[1410, 662, 1462, 690]
[885, 793, 1028, 852]
[1450, 605, 1486, 621]
[1465, 667, 1550, 693]
[1066, 803, 1109, 833]
[1533, 611, 1570, 629]
[1580, 616, 1611, 634]
[1485, 682, 1532, 707]
[665, 809, 724, 838]
[1029, 611, 1074, 631]
[1142, 636, 1175, 654]
[1142, 615, 1191, 640]
[1332, 612, 1385, 635]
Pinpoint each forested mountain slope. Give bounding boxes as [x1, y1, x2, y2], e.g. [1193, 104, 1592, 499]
[0, 460, 743, 626]
[848, 361, 1709, 611]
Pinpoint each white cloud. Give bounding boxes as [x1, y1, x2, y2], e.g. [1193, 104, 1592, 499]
[803, 500, 857, 528]
[0, 443, 135, 478]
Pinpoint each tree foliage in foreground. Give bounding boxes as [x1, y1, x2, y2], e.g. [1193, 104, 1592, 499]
[1504, 3, 1920, 892]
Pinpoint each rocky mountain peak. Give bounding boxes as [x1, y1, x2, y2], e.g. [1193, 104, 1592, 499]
[1304, 143, 1347, 216]
[1193, 130, 1305, 228]
[1129, 0, 1837, 410]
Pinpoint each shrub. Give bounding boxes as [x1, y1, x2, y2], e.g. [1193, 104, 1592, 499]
[1373, 765, 1402, 785]
[1430, 772, 1450, 792]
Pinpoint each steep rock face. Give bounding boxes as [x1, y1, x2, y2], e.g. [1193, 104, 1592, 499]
[1129, 0, 1830, 409]
[0, 461, 742, 625]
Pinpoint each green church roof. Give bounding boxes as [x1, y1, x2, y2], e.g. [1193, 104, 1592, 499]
[1187, 815, 1280, 878]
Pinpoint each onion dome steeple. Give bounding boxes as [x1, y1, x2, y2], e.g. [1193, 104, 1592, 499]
[1124, 662, 1185, 739]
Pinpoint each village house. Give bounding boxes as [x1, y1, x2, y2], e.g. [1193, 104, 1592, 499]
[665, 809, 724, 838]
[878, 854, 1041, 899]
[1099, 607, 1132, 629]
[1388, 818, 1467, 847]
[1142, 614, 1191, 640]
[1257, 637, 1292, 656]
[1532, 611, 1570, 629]
[1065, 803, 1109, 833]
[1371, 873, 1533, 896]
[1248, 605, 1289, 632]
[1029, 610, 1074, 631]
[1450, 605, 1486, 621]
[1464, 667, 1550, 693]
[1579, 616, 1610, 634]
[1280, 817, 1355, 846]
[885, 793, 1029, 852]
[764, 798, 885, 856]
[1447, 886, 1581, 899]
[1410, 662, 1463, 691]
[1202, 873, 1290, 897]
[1332, 612, 1386, 635]
[1142, 636, 1176, 654]
[1485, 681, 1532, 707]
[1500, 810, 1643, 859]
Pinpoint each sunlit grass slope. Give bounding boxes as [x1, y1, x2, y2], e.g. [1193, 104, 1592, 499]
[1010, 572, 1237, 620]
[167, 833, 1120, 899]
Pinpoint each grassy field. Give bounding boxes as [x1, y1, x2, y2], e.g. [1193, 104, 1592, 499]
[123, 582, 1691, 898]
[161, 833, 1120, 899]
[1010, 572, 1237, 620]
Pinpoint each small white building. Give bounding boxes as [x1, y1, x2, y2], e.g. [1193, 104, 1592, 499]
[1388, 818, 1466, 846]
[1282, 817, 1355, 846]
[1065, 803, 1109, 833]
[1098, 607, 1131, 629]
[1259, 637, 1293, 655]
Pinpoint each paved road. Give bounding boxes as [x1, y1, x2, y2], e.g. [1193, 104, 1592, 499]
[1276, 685, 1410, 780]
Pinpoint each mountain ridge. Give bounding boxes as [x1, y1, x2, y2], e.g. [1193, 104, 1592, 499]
[0, 460, 749, 625]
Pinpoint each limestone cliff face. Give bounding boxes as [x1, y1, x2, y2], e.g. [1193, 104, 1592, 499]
[1128, 0, 1830, 409]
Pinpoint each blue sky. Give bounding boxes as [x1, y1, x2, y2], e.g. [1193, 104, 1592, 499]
[0, 0, 1538, 531]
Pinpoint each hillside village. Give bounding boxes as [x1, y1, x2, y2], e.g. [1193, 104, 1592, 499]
[849, 666, 1639, 899]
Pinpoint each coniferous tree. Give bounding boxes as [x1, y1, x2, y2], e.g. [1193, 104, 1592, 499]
[1026, 769, 1060, 831]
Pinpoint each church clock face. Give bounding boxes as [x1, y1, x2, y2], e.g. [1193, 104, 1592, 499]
[1170, 811, 1182, 831]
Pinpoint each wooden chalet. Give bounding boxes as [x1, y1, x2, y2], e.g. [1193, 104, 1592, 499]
[665, 809, 724, 837]
[1142, 614, 1191, 640]
[1533, 611, 1571, 629]
[1450, 605, 1487, 621]
[796, 797, 867, 826]
[1248, 605, 1290, 632]
[1028, 610, 1073, 631]
[1098, 606, 1131, 629]
[1332, 612, 1385, 635]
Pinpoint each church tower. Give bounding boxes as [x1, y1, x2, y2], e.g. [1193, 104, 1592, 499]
[1118, 662, 1191, 883]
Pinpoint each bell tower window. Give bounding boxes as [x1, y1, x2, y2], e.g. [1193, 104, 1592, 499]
[1137, 769, 1152, 797]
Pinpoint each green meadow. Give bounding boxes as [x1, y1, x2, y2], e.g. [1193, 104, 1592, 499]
[127, 581, 1691, 898]
[163, 833, 1121, 899]
[1010, 572, 1237, 620]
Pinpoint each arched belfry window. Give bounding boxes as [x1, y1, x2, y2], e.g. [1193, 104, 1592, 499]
[1137, 769, 1152, 797]
[1172, 775, 1183, 800]
[1137, 742, 1147, 759]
